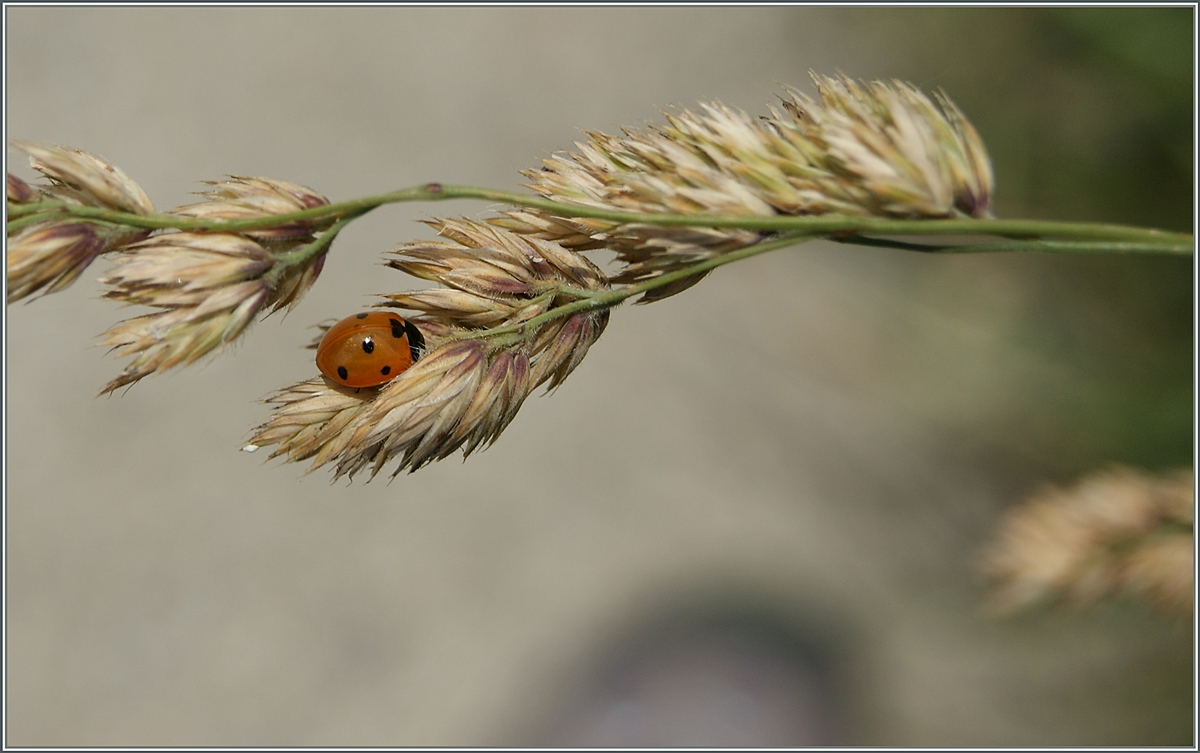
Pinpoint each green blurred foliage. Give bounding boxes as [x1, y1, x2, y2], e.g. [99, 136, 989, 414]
[999, 8, 1192, 474]
[837, 7, 1192, 477]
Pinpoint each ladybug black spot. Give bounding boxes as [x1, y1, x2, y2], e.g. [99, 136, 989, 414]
[405, 320, 426, 362]
[381, 365, 391, 376]
[356, 313, 369, 319]
[337, 366, 348, 380]
[361, 338, 375, 354]
[389, 318, 404, 339]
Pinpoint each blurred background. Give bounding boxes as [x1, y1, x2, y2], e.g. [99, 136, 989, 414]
[5, 7, 1192, 746]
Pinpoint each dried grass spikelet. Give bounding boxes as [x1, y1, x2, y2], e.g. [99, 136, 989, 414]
[170, 176, 334, 242]
[7, 142, 155, 302]
[11, 140, 154, 214]
[246, 219, 609, 479]
[169, 177, 335, 313]
[493, 105, 768, 303]
[979, 466, 1194, 617]
[8, 172, 39, 204]
[384, 217, 608, 319]
[494, 73, 994, 302]
[775, 75, 994, 219]
[98, 231, 326, 394]
[8, 221, 147, 303]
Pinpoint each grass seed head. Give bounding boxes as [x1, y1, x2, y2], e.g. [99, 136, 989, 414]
[7, 221, 149, 303]
[98, 232, 325, 394]
[777, 74, 994, 219]
[333, 340, 491, 479]
[252, 220, 610, 479]
[1122, 534, 1194, 616]
[245, 377, 374, 471]
[528, 311, 609, 391]
[7, 143, 157, 301]
[385, 218, 608, 325]
[979, 466, 1194, 617]
[170, 176, 334, 241]
[11, 141, 154, 214]
[499, 75, 994, 301]
[7, 172, 40, 204]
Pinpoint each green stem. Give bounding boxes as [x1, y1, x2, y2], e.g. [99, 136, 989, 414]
[457, 232, 818, 343]
[428, 186, 1194, 246]
[6, 210, 59, 234]
[6, 211, 147, 236]
[8, 184, 1193, 251]
[263, 214, 359, 286]
[831, 235, 1195, 255]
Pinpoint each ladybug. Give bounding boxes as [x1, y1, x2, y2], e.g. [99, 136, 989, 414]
[316, 312, 425, 389]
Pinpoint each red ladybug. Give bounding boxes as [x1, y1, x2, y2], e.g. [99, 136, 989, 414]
[316, 312, 425, 389]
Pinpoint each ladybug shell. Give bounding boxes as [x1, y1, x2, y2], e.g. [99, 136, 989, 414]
[316, 312, 425, 389]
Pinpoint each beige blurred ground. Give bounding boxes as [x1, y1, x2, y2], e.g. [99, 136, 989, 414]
[4, 7, 1192, 746]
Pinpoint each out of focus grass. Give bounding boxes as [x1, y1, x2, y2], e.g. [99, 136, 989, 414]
[835, 7, 1192, 479]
